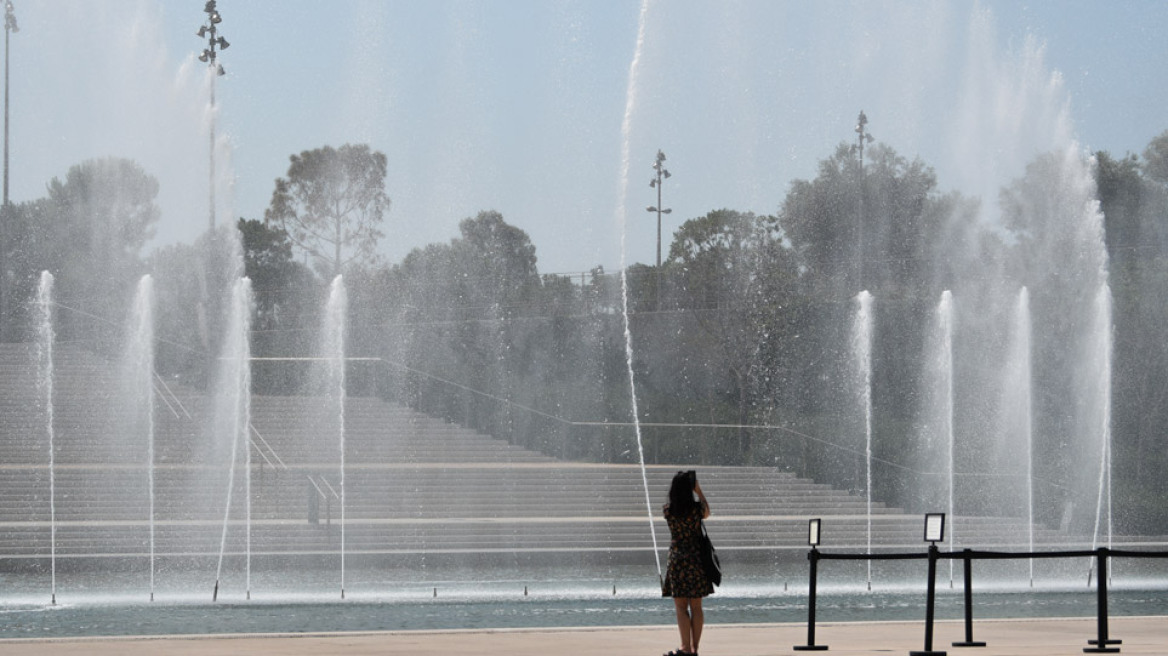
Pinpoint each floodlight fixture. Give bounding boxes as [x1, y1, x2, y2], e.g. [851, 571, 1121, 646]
[4, 0, 17, 208]
[195, 0, 228, 230]
[853, 109, 874, 290]
[924, 513, 945, 544]
[4, 1, 16, 34]
[647, 149, 673, 275]
[808, 518, 821, 547]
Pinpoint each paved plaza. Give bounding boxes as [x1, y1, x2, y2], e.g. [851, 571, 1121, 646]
[1, 617, 1165, 655]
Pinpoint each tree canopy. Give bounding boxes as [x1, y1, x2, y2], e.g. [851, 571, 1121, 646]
[264, 143, 390, 280]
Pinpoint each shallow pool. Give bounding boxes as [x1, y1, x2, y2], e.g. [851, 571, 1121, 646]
[2, 559, 1167, 638]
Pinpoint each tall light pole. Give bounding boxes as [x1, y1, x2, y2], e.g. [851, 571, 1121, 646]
[197, 1, 228, 231]
[1, 1, 16, 342]
[3, 0, 17, 208]
[854, 110, 873, 291]
[646, 150, 671, 308]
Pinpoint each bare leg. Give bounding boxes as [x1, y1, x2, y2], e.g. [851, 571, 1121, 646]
[690, 597, 704, 653]
[673, 597, 693, 653]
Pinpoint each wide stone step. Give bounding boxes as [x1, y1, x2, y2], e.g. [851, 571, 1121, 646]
[0, 342, 1064, 563]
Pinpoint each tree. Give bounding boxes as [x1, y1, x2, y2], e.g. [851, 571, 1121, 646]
[44, 158, 160, 343]
[146, 240, 207, 383]
[264, 143, 390, 280]
[1095, 145, 1168, 531]
[450, 210, 540, 316]
[1000, 148, 1116, 531]
[238, 217, 312, 328]
[237, 218, 317, 387]
[1143, 129, 1168, 187]
[46, 158, 160, 260]
[778, 144, 859, 298]
[1, 199, 55, 340]
[779, 142, 943, 300]
[666, 209, 798, 460]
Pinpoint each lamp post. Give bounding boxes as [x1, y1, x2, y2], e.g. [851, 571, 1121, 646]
[853, 110, 873, 292]
[3, 0, 16, 208]
[646, 150, 672, 308]
[196, 0, 228, 231]
[1, 1, 16, 342]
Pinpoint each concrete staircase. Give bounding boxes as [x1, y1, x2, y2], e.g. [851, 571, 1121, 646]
[0, 343, 1059, 567]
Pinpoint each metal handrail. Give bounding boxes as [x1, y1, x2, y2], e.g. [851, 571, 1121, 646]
[306, 475, 327, 500]
[249, 423, 287, 470]
[152, 372, 192, 419]
[317, 475, 340, 499]
[250, 438, 276, 469]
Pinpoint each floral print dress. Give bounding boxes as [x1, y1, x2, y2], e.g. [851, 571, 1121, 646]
[661, 502, 713, 598]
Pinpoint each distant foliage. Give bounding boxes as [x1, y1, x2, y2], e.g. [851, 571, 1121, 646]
[5, 129, 1168, 534]
[1, 158, 159, 345]
[265, 143, 390, 280]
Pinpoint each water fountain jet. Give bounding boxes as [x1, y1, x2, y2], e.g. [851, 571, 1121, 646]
[36, 271, 56, 606]
[212, 277, 253, 602]
[615, 0, 662, 585]
[124, 275, 157, 601]
[850, 291, 874, 590]
[321, 275, 348, 599]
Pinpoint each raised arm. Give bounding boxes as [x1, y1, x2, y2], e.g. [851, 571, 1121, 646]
[695, 480, 710, 519]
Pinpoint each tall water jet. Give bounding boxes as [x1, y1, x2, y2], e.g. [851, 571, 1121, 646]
[918, 290, 954, 584]
[212, 277, 253, 601]
[125, 275, 156, 600]
[1004, 287, 1035, 585]
[35, 271, 56, 605]
[938, 291, 955, 587]
[1088, 284, 1114, 582]
[850, 290, 873, 589]
[322, 276, 348, 599]
[615, 0, 662, 583]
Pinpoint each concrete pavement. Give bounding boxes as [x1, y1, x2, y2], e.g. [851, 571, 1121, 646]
[0, 617, 1165, 655]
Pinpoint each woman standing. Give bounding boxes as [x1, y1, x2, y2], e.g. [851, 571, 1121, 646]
[662, 470, 712, 656]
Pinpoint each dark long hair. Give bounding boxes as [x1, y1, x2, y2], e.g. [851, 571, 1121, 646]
[667, 470, 698, 517]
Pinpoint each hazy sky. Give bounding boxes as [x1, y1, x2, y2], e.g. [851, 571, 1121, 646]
[6, 1, 1167, 275]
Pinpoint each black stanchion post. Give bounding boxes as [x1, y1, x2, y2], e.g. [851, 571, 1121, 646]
[910, 544, 946, 656]
[794, 547, 828, 651]
[1085, 547, 1121, 653]
[953, 549, 986, 648]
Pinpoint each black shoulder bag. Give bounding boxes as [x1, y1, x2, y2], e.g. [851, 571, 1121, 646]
[699, 520, 722, 587]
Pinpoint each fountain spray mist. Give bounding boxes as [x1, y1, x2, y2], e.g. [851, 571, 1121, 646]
[212, 277, 253, 601]
[323, 276, 348, 599]
[938, 291, 955, 587]
[128, 276, 157, 601]
[614, 0, 662, 582]
[36, 272, 56, 605]
[851, 291, 873, 589]
[1013, 287, 1035, 586]
[1089, 284, 1114, 582]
